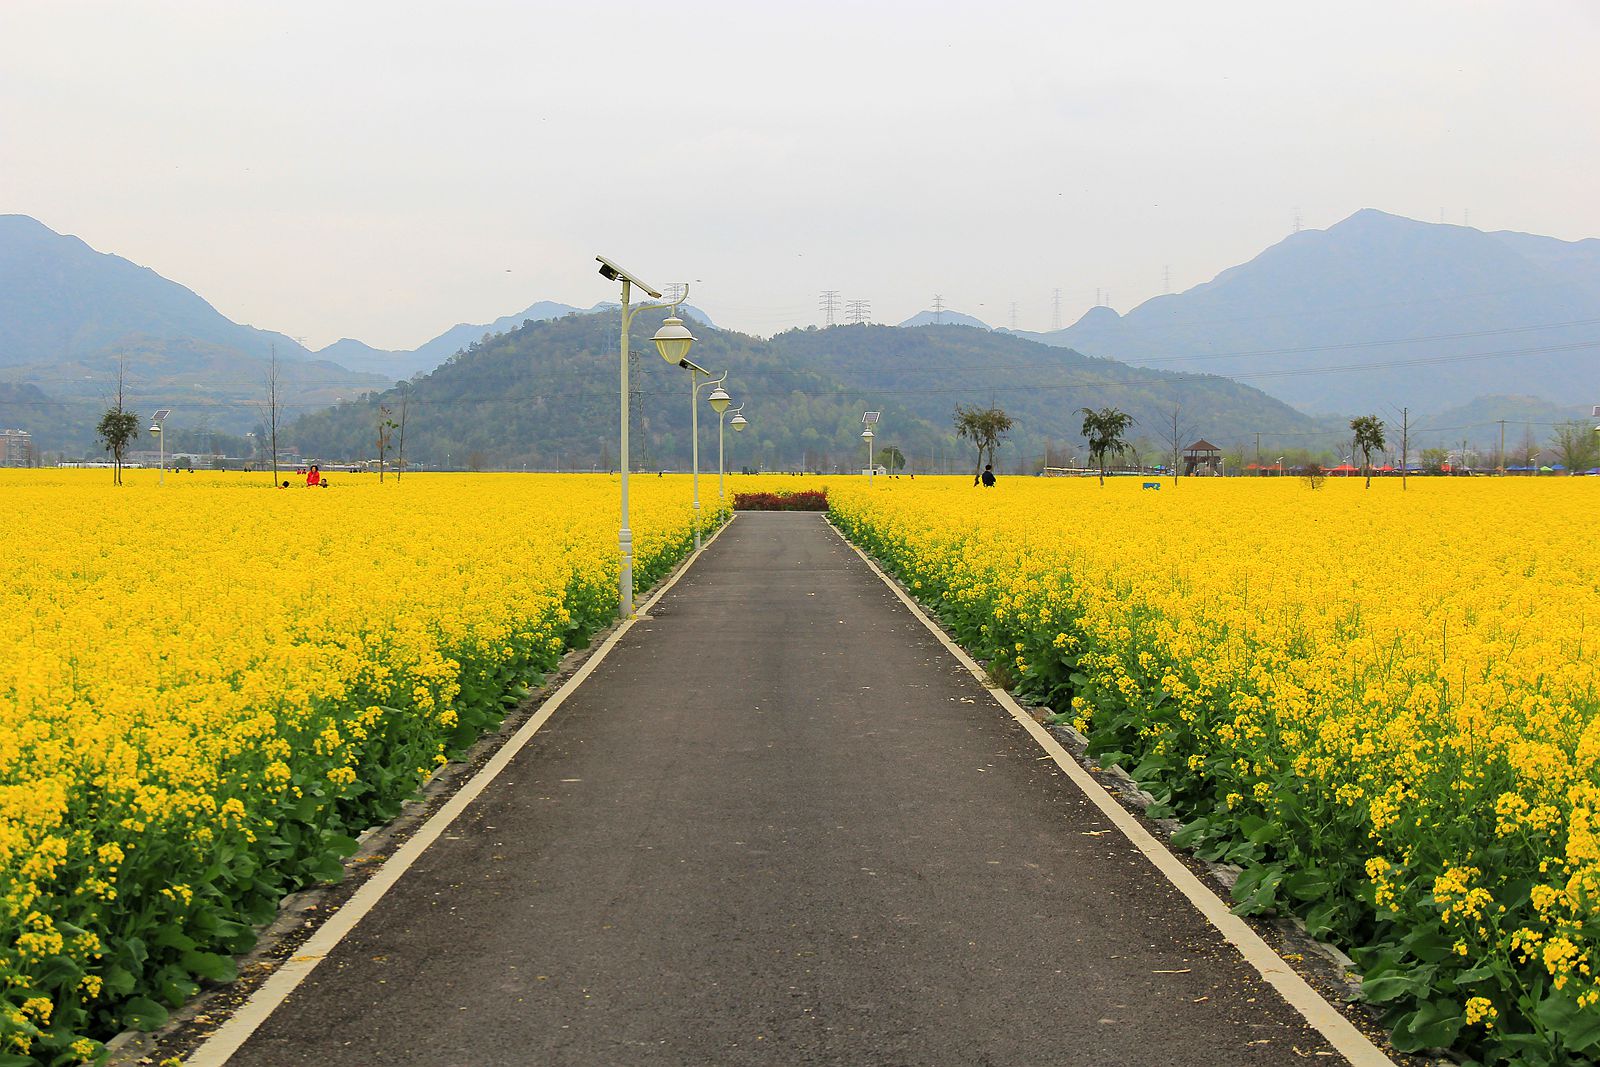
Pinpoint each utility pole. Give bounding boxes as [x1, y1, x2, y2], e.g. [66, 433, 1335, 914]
[1498, 419, 1507, 475]
[932, 294, 945, 324]
[1401, 408, 1410, 490]
[1255, 431, 1262, 475]
[818, 290, 841, 327]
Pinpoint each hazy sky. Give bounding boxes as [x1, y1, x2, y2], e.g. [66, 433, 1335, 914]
[4, 1, 1597, 350]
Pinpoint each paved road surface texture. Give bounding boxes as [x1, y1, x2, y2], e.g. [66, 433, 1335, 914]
[218, 512, 1365, 1066]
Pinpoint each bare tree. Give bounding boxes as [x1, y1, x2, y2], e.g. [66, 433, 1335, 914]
[1162, 404, 1194, 487]
[376, 403, 398, 482]
[1550, 419, 1600, 474]
[258, 344, 283, 484]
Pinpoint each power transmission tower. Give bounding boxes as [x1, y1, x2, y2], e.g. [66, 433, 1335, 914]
[1009, 302, 1019, 330]
[845, 299, 871, 324]
[819, 290, 841, 326]
[1163, 266, 1171, 294]
[663, 282, 687, 305]
[1293, 208, 1303, 234]
[932, 294, 945, 324]
[1051, 288, 1062, 330]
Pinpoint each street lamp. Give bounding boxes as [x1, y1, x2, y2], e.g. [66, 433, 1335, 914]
[707, 385, 733, 502]
[597, 255, 690, 619]
[672, 357, 724, 551]
[149, 408, 170, 485]
[862, 427, 875, 483]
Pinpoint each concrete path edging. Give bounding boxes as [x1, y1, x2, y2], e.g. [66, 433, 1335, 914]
[827, 518, 1397, 1067]
[177, 516, 736, 1067]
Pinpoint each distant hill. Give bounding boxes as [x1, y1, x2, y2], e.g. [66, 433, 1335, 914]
[898, 309, 991, 330]
[1021, 210, 1600, 415]
[0, 214, 315, 368]
[290, 317, 1329, 473]
[0, 215, 389, 453]
[317, 301, 719, 378]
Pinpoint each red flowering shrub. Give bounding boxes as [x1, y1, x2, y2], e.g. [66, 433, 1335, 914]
[732, 489, 829, 511]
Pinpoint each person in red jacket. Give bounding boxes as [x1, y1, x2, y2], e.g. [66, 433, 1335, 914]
[306, 464, 321, 487]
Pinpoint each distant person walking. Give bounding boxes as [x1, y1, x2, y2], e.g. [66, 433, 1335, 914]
[980, 464, 996, 487]
[306, 464, 321, 487]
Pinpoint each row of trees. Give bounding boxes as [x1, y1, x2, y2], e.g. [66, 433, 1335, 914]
[953, 403, 1137, 486]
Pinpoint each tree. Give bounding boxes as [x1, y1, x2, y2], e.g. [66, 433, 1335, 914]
[1162, 405, 1194, 487]
[95, 358, 139, 485]
[880, 445, 906, 472]
[1078, 406, 1135, 486]
[258, 344, 283, 484]
[1550, 419, 1600, 475]
[376, 404, 398, 482]
[954, 404, 1014, 484]
[1350, 415, 1386, 488]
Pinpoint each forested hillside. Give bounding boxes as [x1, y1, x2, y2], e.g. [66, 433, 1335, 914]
[290, 314, 1329, 473]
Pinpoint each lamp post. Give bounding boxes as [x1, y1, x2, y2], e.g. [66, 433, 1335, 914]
[729, 404, 745, 483]
[149, 408, 170, 485]
[707, 386, 735, 501]
[862, 428, 875, 483]
[675, 360, 724, 551]
[597, 256, 693, 619]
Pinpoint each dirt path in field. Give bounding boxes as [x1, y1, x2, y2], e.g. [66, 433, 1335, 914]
[187, 511, 1392, 1066]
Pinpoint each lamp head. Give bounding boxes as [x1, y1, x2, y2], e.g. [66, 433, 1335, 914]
[707, 386, 731, 414]
[861, 428, 874, 440]
[730, 413, 747, 432]
[653, 315, 696, 365]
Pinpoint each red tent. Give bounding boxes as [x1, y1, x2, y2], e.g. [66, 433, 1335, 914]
[1329, 463, 1359, 475]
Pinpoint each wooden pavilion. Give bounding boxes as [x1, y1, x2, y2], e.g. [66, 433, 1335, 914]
[1182, 439, 1222, 476]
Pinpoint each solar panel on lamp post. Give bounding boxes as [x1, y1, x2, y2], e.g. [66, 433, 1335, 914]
[595, 256, 687, 619]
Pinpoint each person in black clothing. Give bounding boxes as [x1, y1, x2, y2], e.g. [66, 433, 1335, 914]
[980, 464, 996, 487]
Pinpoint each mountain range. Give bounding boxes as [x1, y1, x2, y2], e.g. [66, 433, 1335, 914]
[1017, 209, 1600, 415]
[2, 209, 1596, 461]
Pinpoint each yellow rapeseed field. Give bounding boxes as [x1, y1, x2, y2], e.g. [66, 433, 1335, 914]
[0, 469, 715, 1063]
[831, 475, 1600, 1064]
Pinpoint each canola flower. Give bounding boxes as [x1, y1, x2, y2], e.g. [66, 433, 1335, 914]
[0, 470, 719, 1063]
[831, 475, 1600, 1065]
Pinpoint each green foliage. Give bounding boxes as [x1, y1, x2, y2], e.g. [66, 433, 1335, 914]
[288, 318, 1333, 473]
[94, 407, 140, 484]
[953, 405, 1014, 479]
[1078, 406, 1135, 485]
[1350, 414, 1387, 487]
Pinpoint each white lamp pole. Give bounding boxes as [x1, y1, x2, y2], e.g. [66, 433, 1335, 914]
[708, 386, 732, 501]
[648, 301, 713, 551]
[149, 408, 170, 485]
[727, 404, 747, 488]
[686, 367, 726, 549]
[597, 256, 692, 619]
[862, 428, 875, 484]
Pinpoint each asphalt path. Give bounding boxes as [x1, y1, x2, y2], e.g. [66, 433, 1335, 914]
[222, 512, 1354, 1065]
